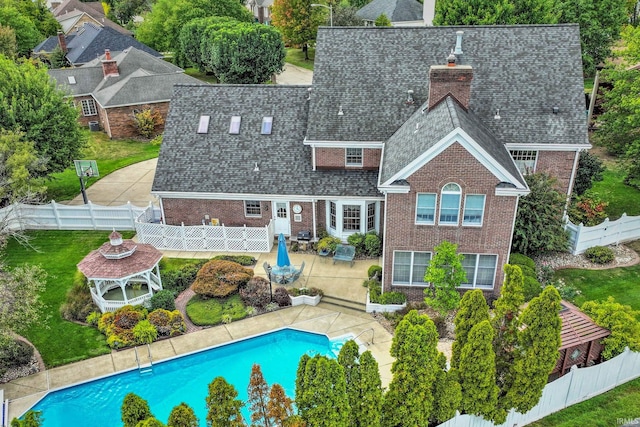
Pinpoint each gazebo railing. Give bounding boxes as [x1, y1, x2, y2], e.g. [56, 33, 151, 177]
[94, 293, 152, 312]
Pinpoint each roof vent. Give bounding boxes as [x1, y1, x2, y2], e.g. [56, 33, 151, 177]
[405, 89, 415, 105]
[67, 75, 76, 84]
[307, 87, 312, 101]
[553, 106, 559, 114]
[454, 31, 464, 55]
[447, 50, 456, 67]
[494, 109, 501, 120]
[338, 105, 344, 116]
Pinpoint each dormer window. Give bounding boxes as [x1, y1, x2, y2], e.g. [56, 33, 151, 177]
[229, 116, 241, 134]
[67, 76, 76, 84]
[261, 116, 273, 134]
[197, 115, 210, 134]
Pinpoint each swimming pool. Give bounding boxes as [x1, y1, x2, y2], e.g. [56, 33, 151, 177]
[28, 328, 347, 426]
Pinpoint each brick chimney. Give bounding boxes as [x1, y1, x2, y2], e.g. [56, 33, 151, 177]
[57, 31, 67, 53]
[427, 53, 473, 110]
[101, 49, 119, 78]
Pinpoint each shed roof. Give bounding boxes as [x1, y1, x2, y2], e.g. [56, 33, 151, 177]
[559, 301, 611, 350]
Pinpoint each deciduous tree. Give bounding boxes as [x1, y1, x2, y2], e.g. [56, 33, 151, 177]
[512, 173, 568, 256]
[0, 130, 46, 208]
[271, 0, 325, 51]
[333, 5, 364, 26]
[0, 24, 16, 58]
[206, 377, 245, 427]
[267, 384, 294, 426]
[503, 286, 561, 413]
[572, 151, 605, 196]
[121, 393, 153, 427]
[248, 364, 272, 427]
[167, 402, 198, 427]
[434, 0, 514, 25]
[0, 6, 42, 56]
[424, 241, 467, 315]
[0, 55, 86, 175]
[373, 13, 391, 26]
[451, 289, 490, 369]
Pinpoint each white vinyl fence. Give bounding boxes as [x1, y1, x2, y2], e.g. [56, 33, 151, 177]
[436, 348, 640, 427]
[565, 213, 640, 255]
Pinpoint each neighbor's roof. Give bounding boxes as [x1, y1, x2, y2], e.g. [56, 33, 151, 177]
[380, 96, 526, 187]
[307, 25, 588, 147]
[559, 300, 611, 350]
[356, 0, 423, 22]
[152, 85, 381, 198]
[48, 47, 201, 107]
[53, 0, 132, 35]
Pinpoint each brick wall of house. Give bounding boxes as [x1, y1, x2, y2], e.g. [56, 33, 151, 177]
[289, 201, 314, 237]
[536, 150, 579, 195]
[315, 148, 381, 169]
[104, 102, 169, 139]
[162, 199, 272, 227]
[74, 95, 102, 127]
[382, 142, 518, 299]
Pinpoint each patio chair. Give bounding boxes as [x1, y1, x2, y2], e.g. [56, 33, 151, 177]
[333, 244, 356, 267]
[292, 261, 306, 282]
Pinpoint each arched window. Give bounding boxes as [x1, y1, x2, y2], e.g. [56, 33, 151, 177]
[439, 183, 461, 225]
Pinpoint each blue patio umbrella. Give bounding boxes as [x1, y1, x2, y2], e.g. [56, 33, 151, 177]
[276, 233, 291, 267]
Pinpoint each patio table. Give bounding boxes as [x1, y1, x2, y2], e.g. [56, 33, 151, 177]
[271, 265, 296, 284]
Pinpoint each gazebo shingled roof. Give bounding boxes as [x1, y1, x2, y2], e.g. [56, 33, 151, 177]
[559, 300, 610, 350]
[77, 236, 163, 279]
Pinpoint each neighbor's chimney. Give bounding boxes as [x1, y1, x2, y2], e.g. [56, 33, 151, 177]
[101, 49, 119, 77]
[57, 31, 67, 53]
[427, 51, 473, 110]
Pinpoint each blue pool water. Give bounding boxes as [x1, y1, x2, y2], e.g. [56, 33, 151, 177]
[29, 329, 347, 426]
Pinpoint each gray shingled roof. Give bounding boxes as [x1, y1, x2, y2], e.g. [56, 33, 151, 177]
[356, 0, 423, 22]
[48, 47, 201, 107]
[152, 85, 381, 197]
[53, 0, 132, 35]
[380, 97, 525, 187]
[307, 25, 588, 147]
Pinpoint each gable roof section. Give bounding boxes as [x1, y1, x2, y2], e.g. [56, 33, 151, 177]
[48, 47, 201, 107]
[380, 96, 526, 190]
[152, 85, 381, 198]
[559, 300, 610, 350]
[307, 25, 587, 148]
[53, 0, 132, 35]
[356, 0, 423, 22]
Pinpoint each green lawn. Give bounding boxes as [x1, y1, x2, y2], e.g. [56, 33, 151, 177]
[285, 47, 315, 71]
[529, 376, 640, 427]
[40, 131, 160, 202]
[186, 294, 247, 326]
[3, 231, 133, 367]
[589, 162, 640, 221]
[184, 67, 219, 84]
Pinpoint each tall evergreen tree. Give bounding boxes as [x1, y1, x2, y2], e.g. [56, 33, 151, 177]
[431, 352, 462, 425]
[358, 351, 382, 427]
[504, 286, 561, 413]
[297, 355, 349, 427]
[167, 402, 198, 427]
[451, 289, 490, 369]
[294, 353, 313, 416]
[205, 377, 245, 427]
[248, 364, 272, 427]
[492, 264, 525, 395]
[337, 340, 361, 427]
[382, 313, 440, 427]
[121, 393, 153, 427]
[457, 320, 500, 422]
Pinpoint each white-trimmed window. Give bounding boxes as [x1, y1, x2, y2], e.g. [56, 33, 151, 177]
[81, 99, 97, 116]
[345, 148, 363, 167]
[229, 116, 241, 134]
[462, 195, 485, 226]
[244, 200, 261, 217]
[367, 202, 376, 231]
[329, 201, 337, 229]
[392, 251, 431, 285]
[343, 205, 361, 230]
[461, 254, 497, 289]
[261, 116, 273, 135]
[510, 150, 537, 175]
[416, 193, 436, 224]
[439, 183, 461, 225]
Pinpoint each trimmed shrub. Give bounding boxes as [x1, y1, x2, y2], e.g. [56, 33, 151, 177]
[516, 264, 536, 279]
[212, 255, 256, 266]
[60, 271, 97, 322]
[265, 302, 279, 312]
[239, 276, 271, 308]
[160, 261, 205, 294]
[378, 292, 406, 305]
[523, 276, 542, 302]
[133, 319, 158, 344]
[0, 339, 34, 370]
[273, 286, 291, 307]
[169, 310, 186, 336]
[365, 279, 381, 302]
[316, 236, 341, 253]
[585, 246, 615, 264]
[508, 253, 536, 270]
[287, 287, 323, 297]
[364, 231, 382, 256]
[113, 305, 146, 329]
[347, 232, 366, 256]
[150, 289, 176, 311]
[367, 265, 382, 280]
[148, 309, 172, 336]
[86, 311, 101, 327]
[192, 260, 254, 298]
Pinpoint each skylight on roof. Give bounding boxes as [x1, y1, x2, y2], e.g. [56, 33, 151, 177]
[229, 116, 241, 134]
[261, 117, 273, 135]
[197, 115, 210, 134]
[68, 76, 76, 84]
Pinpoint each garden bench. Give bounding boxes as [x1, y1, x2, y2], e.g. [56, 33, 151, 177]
[333, 244, 355, 267]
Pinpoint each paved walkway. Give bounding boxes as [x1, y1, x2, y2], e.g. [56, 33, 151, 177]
[275, 63, 313, 85]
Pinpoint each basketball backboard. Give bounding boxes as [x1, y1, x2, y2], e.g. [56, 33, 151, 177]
[74, 160, 99, 178]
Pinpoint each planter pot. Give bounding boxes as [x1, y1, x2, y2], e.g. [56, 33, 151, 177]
[290, 294, 322, 306]
[366, 291, 407, 313]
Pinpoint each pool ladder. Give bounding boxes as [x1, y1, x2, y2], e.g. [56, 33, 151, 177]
[135, 344, 154, 375]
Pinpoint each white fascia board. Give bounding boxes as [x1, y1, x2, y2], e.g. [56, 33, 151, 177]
[102, 99, 169, 110]
[380, 128, 527, 190]
[377, 185, 410, 194]
[504, 143, 592, 151]
[495, 187, 530, 196]
[303, 137, 383, 149]
[152, 191, 385, 202]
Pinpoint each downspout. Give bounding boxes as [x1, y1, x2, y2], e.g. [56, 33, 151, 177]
[380, 192, 388, 294]
[312, 145, 316, 171]
[158, 196, 166, 225]
[565, 149, 581, 214]
[312, 199, 317, 240]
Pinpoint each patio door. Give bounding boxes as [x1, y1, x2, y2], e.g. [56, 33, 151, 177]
[272, 201, 291, 236]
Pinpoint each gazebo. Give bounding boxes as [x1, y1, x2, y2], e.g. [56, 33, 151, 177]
[550, 300, 611, 379]
[77, 231, 163, 313]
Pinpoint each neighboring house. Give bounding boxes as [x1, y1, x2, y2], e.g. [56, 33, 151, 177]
[247, 0, 272, 24]
[152, 25, 589, 299]
[48, 47, 202, 138]
[356, 0, 424, 26]
[52, 0, 132, 36]
[33, 23, 159, 67]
